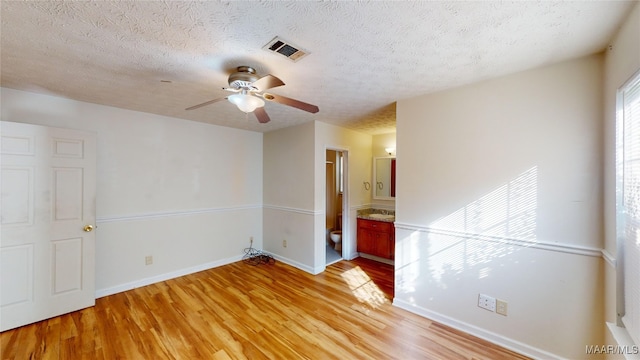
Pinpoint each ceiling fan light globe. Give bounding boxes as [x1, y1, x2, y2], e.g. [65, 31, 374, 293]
[228, 94, 265, 113]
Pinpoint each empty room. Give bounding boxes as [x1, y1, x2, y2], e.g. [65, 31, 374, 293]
[1, 1, 640, 359]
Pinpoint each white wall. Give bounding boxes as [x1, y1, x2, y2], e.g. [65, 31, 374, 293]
[263, 120, 373, 273]
[395, 55, 604, 359]
[603, 2, 640, 353]
[263, 121, 317, 272]
[1, 88, 263, 295]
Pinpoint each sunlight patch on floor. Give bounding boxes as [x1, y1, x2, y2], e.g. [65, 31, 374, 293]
[340, 266, 387, 308]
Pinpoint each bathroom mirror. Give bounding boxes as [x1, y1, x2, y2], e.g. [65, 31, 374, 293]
[373, 157, 396, 200]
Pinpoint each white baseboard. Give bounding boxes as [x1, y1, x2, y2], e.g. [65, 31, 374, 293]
[95, 255, 243, 298]
[358, 252, 394, 265]
[345, 251, 359, 261]
[607, 322, 640, 360]
[393, 298, 562, 360]
[268, 253, 320, 274]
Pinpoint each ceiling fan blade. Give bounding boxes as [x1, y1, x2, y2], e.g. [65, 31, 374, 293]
[254, 107, 271, 123]
[252, 74, 285, 92]
[263, 93, 319, 113]
[185, 97, 227, 111]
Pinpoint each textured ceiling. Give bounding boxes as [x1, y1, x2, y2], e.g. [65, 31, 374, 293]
[0, 1, 635, 134]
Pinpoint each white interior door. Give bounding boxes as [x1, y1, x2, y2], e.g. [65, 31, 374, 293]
[1, 121, 96, 332]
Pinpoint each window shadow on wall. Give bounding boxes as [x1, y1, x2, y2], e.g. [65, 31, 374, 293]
[397, 166, 538, 295]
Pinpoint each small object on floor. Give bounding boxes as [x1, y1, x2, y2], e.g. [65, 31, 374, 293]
[242, 239, 275, 266]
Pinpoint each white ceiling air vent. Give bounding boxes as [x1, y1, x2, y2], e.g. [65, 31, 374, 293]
[263, 37, 309, 62]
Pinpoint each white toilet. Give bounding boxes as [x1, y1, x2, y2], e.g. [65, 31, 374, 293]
[329, 230, 342, 251]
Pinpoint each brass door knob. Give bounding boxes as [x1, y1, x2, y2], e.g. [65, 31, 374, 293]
[83, 225, 94, 232]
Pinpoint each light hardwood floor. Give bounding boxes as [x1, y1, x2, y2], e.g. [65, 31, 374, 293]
[1, 257, 529, 359]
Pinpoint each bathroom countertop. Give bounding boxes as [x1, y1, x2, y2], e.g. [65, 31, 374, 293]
[356, 208, 395, 223]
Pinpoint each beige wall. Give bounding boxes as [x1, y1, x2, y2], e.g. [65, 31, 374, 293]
[372, 132, 396, 209]
[263, 121, 315, 210]
[372, 132, 396, 158]
[395, 54, 605, 358]
[262, 121, 317, 271]
[1, 87, 263, 295]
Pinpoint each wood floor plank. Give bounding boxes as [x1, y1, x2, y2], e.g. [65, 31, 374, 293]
[0, 257, 530, 359]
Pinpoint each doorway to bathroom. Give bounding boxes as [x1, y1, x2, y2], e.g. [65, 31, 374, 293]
[326, 149, 347, 265]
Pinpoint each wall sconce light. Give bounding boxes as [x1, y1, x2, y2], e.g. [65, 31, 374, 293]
[385, 147, 396, 156]
[228, 91, 265, 113]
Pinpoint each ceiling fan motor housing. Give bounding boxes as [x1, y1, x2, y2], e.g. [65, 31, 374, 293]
[228, 66, 260, 90]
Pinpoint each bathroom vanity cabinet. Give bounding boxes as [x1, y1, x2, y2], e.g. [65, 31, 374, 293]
[357, 218, 395, 260]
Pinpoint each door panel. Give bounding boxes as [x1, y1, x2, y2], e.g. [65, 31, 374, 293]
[1, 134, 34, 155]
[52, 237, 83, 295]
[0, 121, 96, 331]
[52, 167, 84, 221]
[1, 167, 33, 226]
[0, 245, 33, 306]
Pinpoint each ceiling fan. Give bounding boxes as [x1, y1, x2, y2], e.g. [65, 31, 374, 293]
[185, 66, 319, 124]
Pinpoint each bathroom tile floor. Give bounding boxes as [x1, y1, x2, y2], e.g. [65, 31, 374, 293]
[326, 243, 342, 265]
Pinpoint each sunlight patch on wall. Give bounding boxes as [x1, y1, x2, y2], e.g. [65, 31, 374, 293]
[396, 230, 421, 295]
[430, 166, 538, 240]
[426, 166, 538, 284]
[425, 232, 521, 284]
[396, 167, 539, 295]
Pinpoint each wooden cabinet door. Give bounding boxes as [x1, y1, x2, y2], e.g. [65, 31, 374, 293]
[372, 232, 392, 259]
[357, 218, 394, 260]
[357, 227, 375, 254]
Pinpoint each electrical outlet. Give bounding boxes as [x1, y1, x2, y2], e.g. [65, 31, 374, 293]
[496, 299, 508, 316]
[145, 256, 153, 265]
[478, 294, 496, 312]
[283, 239, 287, 248]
